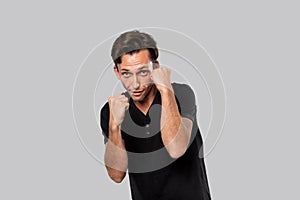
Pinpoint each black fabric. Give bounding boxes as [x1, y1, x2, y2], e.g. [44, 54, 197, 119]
[100, 83, 211, 200]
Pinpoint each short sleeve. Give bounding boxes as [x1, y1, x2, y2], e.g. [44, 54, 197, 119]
[100, 102, 110, 144]
[172, 83, 196, 122]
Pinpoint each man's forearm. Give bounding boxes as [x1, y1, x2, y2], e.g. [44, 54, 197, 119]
[160, 89, 192, 158]
[104, 124, 128, 183]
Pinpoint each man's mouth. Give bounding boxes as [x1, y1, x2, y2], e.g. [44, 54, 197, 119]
[132, 90, 143, 96]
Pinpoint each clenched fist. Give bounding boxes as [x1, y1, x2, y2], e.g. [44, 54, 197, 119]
[108, 94, 129, 126]
[151, 67, 173, 93]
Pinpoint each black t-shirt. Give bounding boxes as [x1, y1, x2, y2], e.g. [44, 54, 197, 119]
[100, 83, 211, 200]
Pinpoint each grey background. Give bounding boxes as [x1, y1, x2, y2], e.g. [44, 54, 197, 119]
[1, 0, 299, 199]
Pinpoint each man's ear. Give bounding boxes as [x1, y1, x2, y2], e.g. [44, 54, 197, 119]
[153, 61, 160, 69]
[113, 66, 121, 80]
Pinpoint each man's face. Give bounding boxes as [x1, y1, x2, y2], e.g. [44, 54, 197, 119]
[114, 49, 155, 102]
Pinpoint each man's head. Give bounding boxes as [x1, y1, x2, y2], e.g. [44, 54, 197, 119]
[111, 30, 159, 102]
[111, 30, 158, 67]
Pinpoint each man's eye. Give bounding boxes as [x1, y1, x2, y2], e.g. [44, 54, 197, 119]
[139, 70, 149, 76]
[122, 72, 132, 78]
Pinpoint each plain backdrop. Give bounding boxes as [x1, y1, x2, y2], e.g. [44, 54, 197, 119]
[1, 0, 299, 199]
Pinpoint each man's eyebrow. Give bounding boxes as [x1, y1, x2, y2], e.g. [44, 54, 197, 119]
[120, 65, 150, 71]
[137, 66, 149, 70]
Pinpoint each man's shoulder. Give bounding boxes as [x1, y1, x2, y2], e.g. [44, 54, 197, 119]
[172, 82, 192, 90]
[171, 82, 194, 97]
[100, 101, 109, 110]
[100, 102, 109, 118]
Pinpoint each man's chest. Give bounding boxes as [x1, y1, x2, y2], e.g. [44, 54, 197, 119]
[121, 103, 163, 153]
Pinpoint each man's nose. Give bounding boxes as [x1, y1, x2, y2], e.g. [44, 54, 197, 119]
[131, 74, 140, 90]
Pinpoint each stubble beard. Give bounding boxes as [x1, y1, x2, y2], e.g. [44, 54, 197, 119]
[130, 84, 155, 103]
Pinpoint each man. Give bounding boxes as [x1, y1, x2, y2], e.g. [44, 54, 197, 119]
[100, 30, 211, 200]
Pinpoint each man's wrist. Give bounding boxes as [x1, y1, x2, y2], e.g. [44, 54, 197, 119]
[109, 123, 120, 132]
[159, 85, 174, 98]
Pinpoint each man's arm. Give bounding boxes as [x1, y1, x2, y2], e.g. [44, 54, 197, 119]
[102, 94, 129, 183]
[104, 123, 128, 183]
[152, 68, 193, 159]
[160, 88, 193, 158]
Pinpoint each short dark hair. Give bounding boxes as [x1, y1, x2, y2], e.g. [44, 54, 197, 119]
[111, 30, 158, 67]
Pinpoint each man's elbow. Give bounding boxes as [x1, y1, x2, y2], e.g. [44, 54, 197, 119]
[109, 173, 126, 183]
[111, 176, 125, 183]
[168, 146, 187, 159]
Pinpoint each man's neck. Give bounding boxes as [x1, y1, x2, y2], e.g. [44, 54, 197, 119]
[133, 85, 157, 115]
